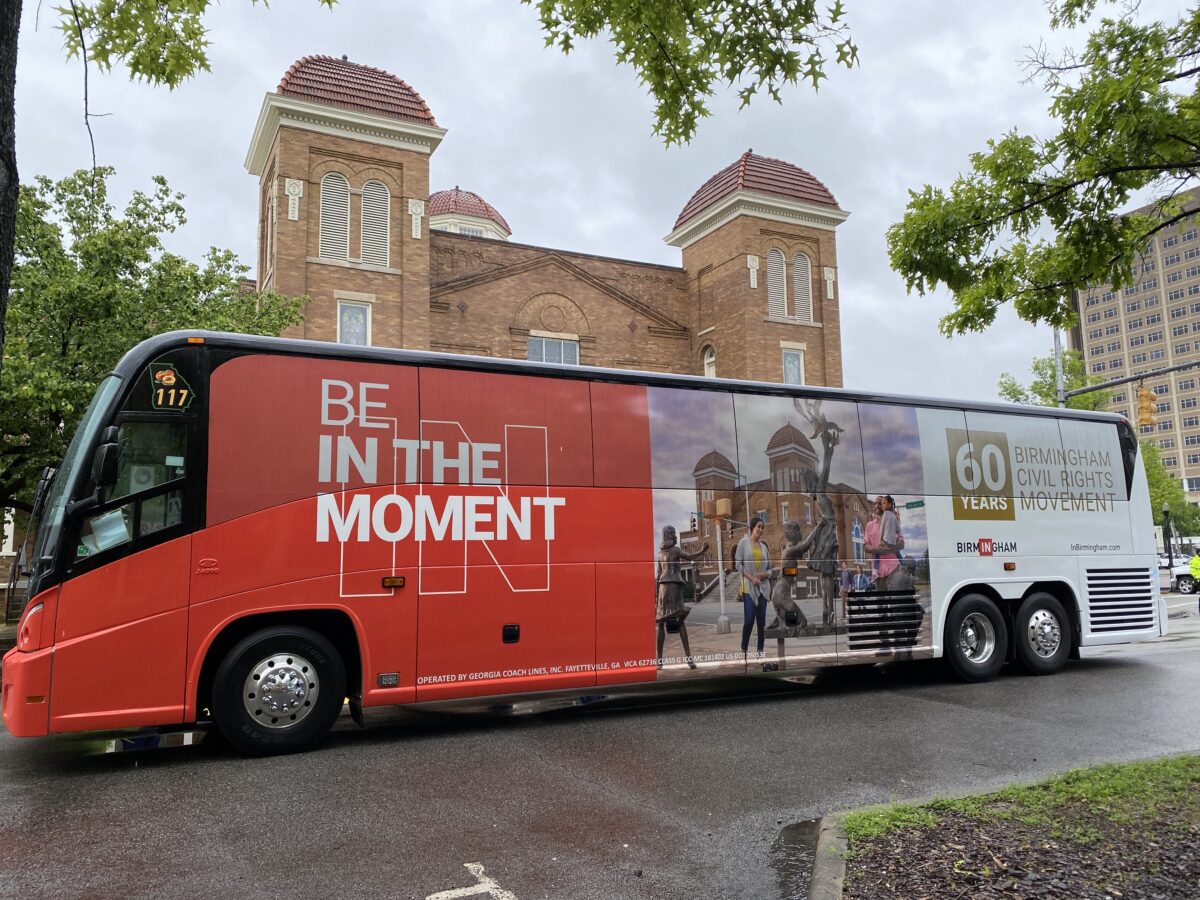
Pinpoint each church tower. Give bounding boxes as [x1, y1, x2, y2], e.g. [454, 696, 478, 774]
[665, 151, 849, 386]
[244, 55, 446, 348]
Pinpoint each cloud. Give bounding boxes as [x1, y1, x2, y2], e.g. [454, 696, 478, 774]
[14, 0, 1160, 402]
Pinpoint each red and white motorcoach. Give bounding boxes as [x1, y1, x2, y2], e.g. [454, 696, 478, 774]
[2, 332, 1166, 754]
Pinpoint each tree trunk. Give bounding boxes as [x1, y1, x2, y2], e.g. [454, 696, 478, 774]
[0, 0, 20, 387]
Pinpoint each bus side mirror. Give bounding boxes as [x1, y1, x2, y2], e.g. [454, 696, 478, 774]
[92, 442, 119, 490]
[90, 428, 121, 498]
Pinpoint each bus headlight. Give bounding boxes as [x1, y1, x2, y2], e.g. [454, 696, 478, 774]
[18, 604, 43, 652]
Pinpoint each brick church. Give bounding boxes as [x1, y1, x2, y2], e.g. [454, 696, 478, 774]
[245, 54, 849, 385]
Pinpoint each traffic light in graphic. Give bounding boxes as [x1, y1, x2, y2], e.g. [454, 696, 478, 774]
[1137, 386, 1157, 426]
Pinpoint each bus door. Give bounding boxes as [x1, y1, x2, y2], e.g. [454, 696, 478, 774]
[50, 351, 201, 731]
[413, 368, 597, 700]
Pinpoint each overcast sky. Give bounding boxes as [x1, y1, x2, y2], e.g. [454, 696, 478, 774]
[14, 1, 1166, 402]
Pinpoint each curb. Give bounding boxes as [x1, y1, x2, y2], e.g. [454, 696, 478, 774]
[808, 814, 847, 900]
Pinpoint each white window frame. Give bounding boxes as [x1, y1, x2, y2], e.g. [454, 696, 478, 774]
[319, 173, 351, 261]
[336, 299, 373, 346]
[528, 333, 580, 366]
[360, 179, 390, 267]
[791, 251, 813, 322]
[766, 248, 787, 318]
[702, 345, 716, 378]
[781, 342, 806, 385]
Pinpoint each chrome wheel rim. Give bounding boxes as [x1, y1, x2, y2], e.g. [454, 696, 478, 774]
[1026, 609, 1062, 658]
[958, 612, 996, 665]
[243, 653, 319, 729]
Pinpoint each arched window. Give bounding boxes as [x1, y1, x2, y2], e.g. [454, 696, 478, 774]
[852, 517, 864, 561]
[766, 248, 787, 317]
[360, 179, 390, 267]
[318, 172, 350, 260]
[702, 345, 716, 378]
[792, 251, 813, 322]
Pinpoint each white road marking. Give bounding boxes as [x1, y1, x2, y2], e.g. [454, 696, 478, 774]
[425, 863, 519, 900]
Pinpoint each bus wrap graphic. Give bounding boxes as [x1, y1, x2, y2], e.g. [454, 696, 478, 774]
[312, 379, 564, 598]
[946, 428, 1016, 521]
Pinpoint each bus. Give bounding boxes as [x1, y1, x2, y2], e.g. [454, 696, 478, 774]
[2, 332, 1165, 755]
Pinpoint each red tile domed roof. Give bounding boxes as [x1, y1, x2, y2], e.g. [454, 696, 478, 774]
[766, 423, 815, 455]
[692, 450, 737, 476]
[674, 150, 839, 230]
[277, 55, 437, 127]
[429, 187, 511, 234]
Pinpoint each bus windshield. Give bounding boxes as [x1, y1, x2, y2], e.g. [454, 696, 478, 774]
[28, 375, 123, 586]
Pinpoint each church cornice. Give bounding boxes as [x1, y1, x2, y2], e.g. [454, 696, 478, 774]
[245, 93, 448, 175]
[663, 190, 850, 249]
[430, 252, 689, 335]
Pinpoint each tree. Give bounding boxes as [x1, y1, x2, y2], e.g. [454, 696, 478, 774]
[0, 3, 857, 388]
[1, 168, 303, 513]
[997, 348, 1113, 410]
[887, 1, 1200, 336]
[525, 1, 857, 144]
[1140, 440, 1200, 533]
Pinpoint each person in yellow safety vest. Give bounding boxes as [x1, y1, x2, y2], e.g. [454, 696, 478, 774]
[1190, 553, 1200, 583]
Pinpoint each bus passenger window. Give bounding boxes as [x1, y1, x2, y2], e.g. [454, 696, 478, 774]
[110, 422, 187, 501]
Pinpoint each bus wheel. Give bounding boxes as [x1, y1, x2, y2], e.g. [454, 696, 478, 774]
[211, 626, 346, 756]
[944, 594, 1007, 682]
[1013, 593, 1071, 675]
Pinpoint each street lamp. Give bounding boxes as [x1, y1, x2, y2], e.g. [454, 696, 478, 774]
[1163, 502, 1174, 569]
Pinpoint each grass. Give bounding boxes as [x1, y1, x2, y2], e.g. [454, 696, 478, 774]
[842, 753, 1200, 851]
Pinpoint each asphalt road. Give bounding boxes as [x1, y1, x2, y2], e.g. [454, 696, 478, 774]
[1, 603, 1198, 900]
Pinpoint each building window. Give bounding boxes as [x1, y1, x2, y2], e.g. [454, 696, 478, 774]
[702, 345, 716, 378]
[1166, 253, 1181, 265]
[1129, 335, 1145, 347]
[791, 252, 813, 322]
[1176, 324, 1192, 337]
[1185, 229, 1198, 242]
[528, 336, 579, 365]
[1163, 235, 1179, 248]
[360, 179, 390, 267]
[1104, 307, 1118, 318]
[1151, 348, 1166, 360]
[1163, 457, 1177, 467]
[766, 248, 787, 318]
[852, 518, 864, 562]
[1180, 379, 1196, 390]
[1109, 358, 1123, 369]
[1183, 397, 1198, 409]
[780, 501, 790, 523]
[782, 349, 805, 385]
[318, 172, 351, 260]
[337, 300, 371, 346]
[1177, 342, 1193, 354]
[1132, 352, 1148, 363]
[1188, 456, 1200, 467]
[1168, 271, 1183, 283]
[1092, 362, 1106, 373]
[1159, 421, 1172, 431]
[1144, 278, 1158, 290]
[1158, 402, 1172, 414]
[757, 508, 769, 525]
[1183, 417, 1199, 428]
[1162, 438, 1176, 448]
[1105, 324, 1121, 335]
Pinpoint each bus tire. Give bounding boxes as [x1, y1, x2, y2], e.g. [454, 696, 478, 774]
[1012, 593, 1071, 675]
[211, 626, 346, 756]
[944, 594, 1007, 682]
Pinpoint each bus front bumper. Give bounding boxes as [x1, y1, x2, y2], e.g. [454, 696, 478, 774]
[1, 646, 52, 737]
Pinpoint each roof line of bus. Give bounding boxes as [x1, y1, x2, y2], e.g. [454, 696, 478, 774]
[114, 329, 1129, 425]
